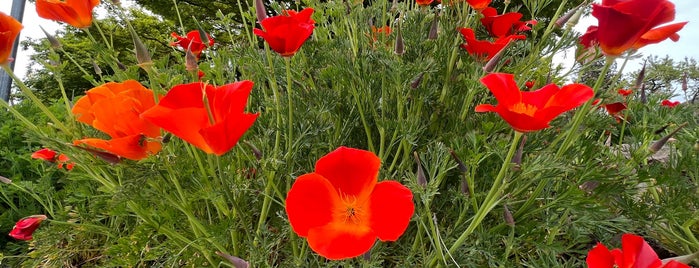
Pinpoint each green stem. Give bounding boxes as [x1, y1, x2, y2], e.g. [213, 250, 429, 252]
[285, 57, 294, 159]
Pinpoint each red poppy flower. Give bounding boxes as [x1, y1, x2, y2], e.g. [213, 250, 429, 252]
[661, 99, 680, 108]
[9, 215, 47, 240]
[458, 28, 525, 61]
[480, 7, 537, 38]
[416, 0, 434, 6]
[475, 73, 594, 132]
[525, 80, 535, 89]
[617, 89, 633, 96]
[467, 0, 491, 10]
[285, 147, 415, 260]
[579, 0, 687, 56]
[36, 0, 100, 29]
[171, 30, 215, 58]
[602, 102, 627, 123]
[141, 81, 259, 156]
[587, 234, 690, 268]
[31, 148, 75, 170]
[0, 12, 22, 65]
[72, 80, 162, 160]
[253, 8, 315, 57]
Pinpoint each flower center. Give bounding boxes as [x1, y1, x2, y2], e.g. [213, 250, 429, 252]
[510, 102, 537, 117]
[338, 193, 365, 225]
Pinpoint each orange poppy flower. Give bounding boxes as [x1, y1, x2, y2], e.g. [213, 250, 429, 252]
[475, 73, 594, 132]
[587, 234, 689, 268]
[141, 81, 259, 156]
[253, 8, 315, 57]
[170, 30, 215, 58]
[661, 99, 680, 108]
[9, 215, 47, 240]
[416, 0, 434, 6]
[36, 0, 100, 29]
[466, 0, 491, 10]
[72, 80, 162, 160]
[579, 0, 687, 57]
[31, 148, 75, 170]
[285, 147, 415, 260]
[617, 89, 632, 96]
[480, 7, 537, 38]
[458, 28, 525, 61]
[602, 102, 627, 123]
[0, 12, 22, 65]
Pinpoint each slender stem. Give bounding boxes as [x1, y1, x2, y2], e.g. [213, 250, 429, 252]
[285, 57, 294, 159]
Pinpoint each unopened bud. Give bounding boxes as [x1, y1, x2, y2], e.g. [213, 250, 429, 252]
[428, 12, 439, 40]
[579, 181, 599, 194]
[565, 4, 585, 29]
[132, 33, 152, 68]
[116, 59, 127, 70]
[244, 141, 262, 161]
[394, 25, 404, 56]
[653, 124, 670, 135]
[411, 72, 425, 89]
[185, 47, 198, 72]
[362, 246, 372, 261]
[40, 26, 62, 49]
[511, 135, 527, 170]
[255, 0, 268, 23]
[449, 149, 468, 173]
[503, 204, 515, 226]
[460, 176, 469, 195]
[554, 5, 579, 28]
[640, 83, 647, 104]
[92, 61, 102, 75]
[0, 175, 11, 184]
[413, 151, 427, 187]
[483, 40, 511, 72]
[682, 72, 688, 92]
[635, 61, 646, 90]
[215, 251, 250, 268]
[649, 123, 687, 153]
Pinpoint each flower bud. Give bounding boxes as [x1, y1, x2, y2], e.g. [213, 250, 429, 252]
[40, 26, 62, 49]
[460, 177, 469, 196]
[511, 135, 527, 171]
[244, 141, 262, 161]
[132, 33, 152, 68]
[449, 149, 468, 173]
[255, 0, 268, 23]
[428, 12, 439, 40]
[483, 40, 511, 73]
[116, 59, 127, 70]
[413, 151, 427, 187]
[579, 180, 600, 194]
[649, 123, 687, 153]
[503, 204, 515, 226]
[0, 175, 11, 184]
[554, 5, 578, 28]
[565, 5, 585, 29]
[92, 61, 102, 75]
[215, 251, 250, 268]
[185, 46, 198, 73]
[394, 24, 404, 56]
[635, 61, 646, 90]
[682, 72, 688, 92]
[411, 72, 425, 89]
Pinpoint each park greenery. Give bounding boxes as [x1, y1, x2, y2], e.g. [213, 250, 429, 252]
[1, 0, 698, 267]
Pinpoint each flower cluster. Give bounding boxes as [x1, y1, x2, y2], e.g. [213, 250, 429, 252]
[587, 234, 690, 268]
[31, 148, 75, 170]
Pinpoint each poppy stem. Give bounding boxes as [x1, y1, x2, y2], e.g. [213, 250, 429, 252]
[435, 131, 523, 265]
[284, 57, 294, 160]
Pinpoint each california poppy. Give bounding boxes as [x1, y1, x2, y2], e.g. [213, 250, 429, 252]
[458, 28, 525, 61]
[253, 8, 315, 57]
[171, 30, 215, 58]
[661, 99, 680, 108]
[36, 0, 100, 29]
[602, 102, 627, 123]
[579, 0, 687, 57]
[416, 0, 433, 6]
[475, 73, 593, 132]
[141, 81, 259, 156]
[9, 215, 47, 240]
[525, 80, 535, 89]
[31, 148, 74, 170]
[587, 234, 690, 268]
[72, 80, 162, 160]
[466, 0, 491, 10]
[480, 7, 536, 38]
[285, 147, 415, 260]
[617, 89, 633, 97]
[0, 12, 22, 65]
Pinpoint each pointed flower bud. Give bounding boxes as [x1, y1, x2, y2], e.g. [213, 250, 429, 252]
[635, 61, 646, 90]
[554, 5, 578, 28]
[132, 33, 152, 68]
[394, 25, 405, 56]
[411, 72, 425, 89]
[565, 4, 585, 29]
[460, 177, 469, 196]
[363, 246, 372, 261]
[255, 0, 268, 23]
[413, 151, 427, 187]
[503, 204, 515, 226]
[649, 123, 687, 153]
[40, 26, 62, 49]
[482, 40, 511, 73]
[116, 59, 127, 70]
[0, 174, 11, 184]
[92, 61, 102, 75]
[185, 46, 198, 73]
[682, 72, 688, 92]
[215, 251, 250, 268]
[244, 141, 263, 161]
[428, 12, 439, 40]
[511, 135, 527, 170]
[449, 149, 468, 173]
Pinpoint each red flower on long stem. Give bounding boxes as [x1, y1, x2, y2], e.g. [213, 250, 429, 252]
[253, 8, 315, 57]
[602, 102, 628, 123]
[0, 12, 22, 65]
[661, 99, 680, 108]
[9, 215, 47, 240]
[285, 147, 415, 260]
[466, 0, 491, 10]
[171, 30, 215, 58]
[480, 7, 537, 38]
[141, 81, 259, 156]
[31, 148, 74, 170]
[36, 0, 100, 29]
[458, 28, 525, 61]
[72, 80, 162, 160]
[587, 234, 690, 268]
[579, 0, 687, 57]
[475, 73, 593, 132]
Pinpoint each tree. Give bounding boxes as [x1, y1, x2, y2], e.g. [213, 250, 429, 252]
[627, 55, 699, 103]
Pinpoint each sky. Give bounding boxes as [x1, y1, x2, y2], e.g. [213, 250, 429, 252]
[1, 0, 697, 79]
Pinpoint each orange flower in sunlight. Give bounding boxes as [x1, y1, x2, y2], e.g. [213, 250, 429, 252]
[579, 0, 687, 56]
[31, 148, 75, 170]
[141, 81, 259, 156]
[254, 8, 315, 57]
[587, 234, 689, 268]
[72, 80, 162, 160]
[0, 12, 22, 65]
[36, 0, 100, 29]
[9, 215, 47, 240]
[171, 30, 215, 58]
[475, 73, 593, 132]
[285, 147, 415, 260]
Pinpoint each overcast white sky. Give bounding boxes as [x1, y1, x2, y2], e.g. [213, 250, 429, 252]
[1, 0, 697, 79]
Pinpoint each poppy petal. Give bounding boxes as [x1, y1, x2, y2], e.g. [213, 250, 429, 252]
[620, 234, 662, 268]
[369, 181, 414, 241]
[633, 22, 688, 49]
[285, 173, 342, 237]
[586, 243, 616, 268]
[480, 73, 522, 107]
[306, 222, 376, 260]
[74, 134, 156, 160]
[521, 84, 561, 109]
[315, 146, 380, 202]
[200, 113, 259, 156]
